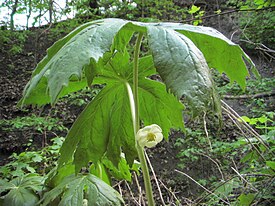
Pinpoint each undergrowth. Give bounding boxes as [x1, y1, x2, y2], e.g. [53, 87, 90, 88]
[174, 111, 275, 205]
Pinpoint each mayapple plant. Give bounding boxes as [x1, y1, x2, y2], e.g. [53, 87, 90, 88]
[18, 18, 256, 205]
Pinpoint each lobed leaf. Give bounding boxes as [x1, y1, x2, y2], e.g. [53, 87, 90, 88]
[20, 18, 254, 113]
[4, 188, 39, 206]
[19, 18, 256, 177]
[21, 19, 130, 105]
[40, 174, 124, 206]
[152, 22, 257, 88]
[138, 78, 184, 138]
[58, 54, 185, 170]
[146, 26, 219, 114]
[58, 83, 136, 171]
[0, 174, 44, 206]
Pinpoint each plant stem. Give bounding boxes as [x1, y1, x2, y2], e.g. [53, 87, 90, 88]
[133, 33, 143, 132]
[137, 144, 155, 205]
[133, 32, 155, 206]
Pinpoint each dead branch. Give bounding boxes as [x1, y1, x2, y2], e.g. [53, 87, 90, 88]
[223, 90, 275, 99]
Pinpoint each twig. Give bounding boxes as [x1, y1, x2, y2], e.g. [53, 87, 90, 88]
[182, 6, 275, 23]
[231, 167, 258, 192]
[231, 158, 238, 173]
[223, 90, 275, 99]
[197, 152, 224, 180]
[117, 181, 123, 197]
[223, 107, 266, 161]
[240, 39, 275, 55]
[239, 23, 275, 59]
[158, 179, 183, 205]
[134, 172, 145, 206]
[144, 151, 165, 206]
[175, 169, 230, 205]
[252, 177, 275, 205]
[221, 100, 270, 150]
[203, 111, 212, 151]
[230, 29, 239, 41]
[125, 180, 141, 206]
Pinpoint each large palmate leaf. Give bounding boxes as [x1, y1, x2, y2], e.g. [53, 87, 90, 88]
[20, 18, 130, 105]
[152, 22, 257, 89]
[40, 174, 124, 206]
[58, 83, 135, 172]
[19, 18, 255, 177]
[0, 174, 44, 206]
[58, 53, 184, 171]
[138, 78, 184, 137]
[20, 18, 253, 112]
[147, 26, 218, 113]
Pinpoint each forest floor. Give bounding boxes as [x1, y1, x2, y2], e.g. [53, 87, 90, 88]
[0, 17, 274, 205]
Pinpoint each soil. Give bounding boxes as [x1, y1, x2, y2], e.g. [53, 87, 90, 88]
[0, 14, 274, 205]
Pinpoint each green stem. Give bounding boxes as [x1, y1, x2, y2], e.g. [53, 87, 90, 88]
[133, 33, 142, 132]
[133, 33, 155, 206]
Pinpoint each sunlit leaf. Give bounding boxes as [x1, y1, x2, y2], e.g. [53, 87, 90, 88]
[238, 193, 255, 206]
[20, 19, 130, 105]
[266, 161, 275, 170]
[147, 26, 219, 114]
[155, 22, 257, 88]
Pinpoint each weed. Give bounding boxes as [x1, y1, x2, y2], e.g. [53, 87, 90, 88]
[0, 137, 64, 180]
[0, 30, 30, 55]
[0, 114, 67, 133]
[174, 113, 275, 204]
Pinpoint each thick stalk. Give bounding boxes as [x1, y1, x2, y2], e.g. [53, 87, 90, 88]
[133, 33, 155, 206]
[133, 33, 142, 132]
[125, 83, 155, 206]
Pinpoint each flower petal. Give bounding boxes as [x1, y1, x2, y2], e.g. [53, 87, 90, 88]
[146, 141, 158, 148]
[137, 130, 148, 140]
[150, 124, 162, 133]
[155, 133, 163, 143]
[136, 124, 163, 148]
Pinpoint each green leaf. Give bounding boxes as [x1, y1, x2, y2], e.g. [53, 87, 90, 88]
[238, 193, 255, 206]
[188, 5, 200, 14]
[20, 19, 256, 182]
[0, 174, 44, 206]
[214, 179, 240, 197]
[240, 116, 251, 123]
[20, 19, 253, 115]
[90, 162, 111, 185]
[21, 19, 130, 105]
[20, 18, 255, 115]
[46, 164, 75, 188]
[154, 22, 257, 89]
[266, 161, 275, 170]
[102, 156, 132, 182]
[4, 188, 39, 206]
[10, 174, 44, 192]
[18, 77, 87, 106]
[0, 179, 14, 193]
[58, 83, 136, 172]
[147, 26, 219, 114]
[58, 53, 184, 171]
[138, 78, 184, 138]
[40, 174, 124, 206]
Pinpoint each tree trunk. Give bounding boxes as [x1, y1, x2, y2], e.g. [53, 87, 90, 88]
[10, 0, 19, 31]
[26, 0, 32, 29]
[141, 0, 144, 18]
[49, 0, 54, 23]
[89, 0, 99, 15]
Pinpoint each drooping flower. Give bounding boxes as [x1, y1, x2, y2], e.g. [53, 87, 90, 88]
[136, 124, 163, 148]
